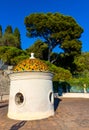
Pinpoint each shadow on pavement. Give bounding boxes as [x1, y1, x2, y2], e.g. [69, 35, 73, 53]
[10, 121, 27, 130]
[0, 103, 8, 108]
[54, 97, 62, 111]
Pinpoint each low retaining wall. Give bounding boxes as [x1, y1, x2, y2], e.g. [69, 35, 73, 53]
[62, 93, 89, 98]
[54, 93, 89, 98]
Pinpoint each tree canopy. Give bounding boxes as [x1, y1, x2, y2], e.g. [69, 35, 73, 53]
[26, 39, 48, 60]
[13, 28, 21, 49]
[0, 46, 28, 65]
[24, 12, 83, 61]
[0, 25, 2, 38]
[0, 25, 21, 49]
[74, 52, 89, 74]
[5, 25, 13, 34]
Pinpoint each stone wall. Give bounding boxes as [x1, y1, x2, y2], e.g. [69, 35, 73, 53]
[0, 70, 10, 96]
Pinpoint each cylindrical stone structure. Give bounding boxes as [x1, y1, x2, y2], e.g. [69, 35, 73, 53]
[7, 54, 54, 120]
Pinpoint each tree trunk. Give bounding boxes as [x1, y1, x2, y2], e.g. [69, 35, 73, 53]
[48, 42, 52, 62]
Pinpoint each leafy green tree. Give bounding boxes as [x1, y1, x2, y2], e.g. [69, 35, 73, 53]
[3, 33, 20, 47]
[26, 39, 48, 60]
[24, 12, 83, 62]
[13, 28, 21, 49]
[73, 52, 89, 74]
[0, 25, 2, 38]
[69, 75, 89, 92]
[0, 25, 3, 46]
[73, 54, 86, 74]
[46, 61, 72, 81]
[0, 36, 5, 46]
[0, 26, 21, 48]
[50, 52, 59, 64]
[11, 55, 29, 65]
[0, 46, 28, 65]
[83, 52, 89, 71]
[0, 46, 7, 55]
[4, 25, 13, 34]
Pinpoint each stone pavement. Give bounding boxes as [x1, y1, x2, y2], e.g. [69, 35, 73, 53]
[0, 98, 89, 130]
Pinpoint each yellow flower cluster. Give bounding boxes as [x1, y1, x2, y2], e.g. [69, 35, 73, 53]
[13, 58, 49, 72]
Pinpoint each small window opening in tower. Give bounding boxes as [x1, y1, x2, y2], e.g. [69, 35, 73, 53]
[15, 92, 24, 105]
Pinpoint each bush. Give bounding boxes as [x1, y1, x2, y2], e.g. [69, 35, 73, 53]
[46, 61, 72, 81]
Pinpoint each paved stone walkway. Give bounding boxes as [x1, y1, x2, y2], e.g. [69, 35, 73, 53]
[0, 98, 89, 130]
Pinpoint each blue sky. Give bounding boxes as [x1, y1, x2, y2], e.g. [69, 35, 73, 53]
[0, 0, 89, 52]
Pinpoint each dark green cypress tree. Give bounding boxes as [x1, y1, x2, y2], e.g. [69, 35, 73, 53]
[13, 28, 21, 49]
[5, 25, 13, 34]
[0, 25, 2, 38]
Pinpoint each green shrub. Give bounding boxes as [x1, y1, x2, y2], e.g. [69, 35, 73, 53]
[46, 61, 72, 81]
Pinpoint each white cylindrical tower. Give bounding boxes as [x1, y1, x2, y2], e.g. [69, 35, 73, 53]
[8, 54, 54, 120]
